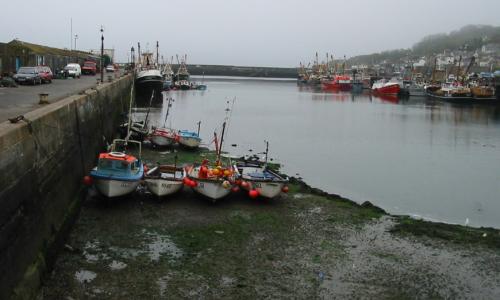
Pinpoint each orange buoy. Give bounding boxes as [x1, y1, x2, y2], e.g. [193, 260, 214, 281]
[249, 189, 259, 198]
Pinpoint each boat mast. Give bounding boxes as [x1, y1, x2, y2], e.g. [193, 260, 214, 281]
[143, 90, 154, 129]
[163, 97, 173, 127]
[264, 140, 269, 165]
[217, 121, 226, 165]
[197, 121, 201, 136]
[126, 80, 135, 142]
[137, 42, 141, 66]
[156, 41, 159, 66]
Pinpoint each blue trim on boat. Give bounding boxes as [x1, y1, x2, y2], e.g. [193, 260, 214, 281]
[178, 130, 202, 141]
[90, 165, 144, 181]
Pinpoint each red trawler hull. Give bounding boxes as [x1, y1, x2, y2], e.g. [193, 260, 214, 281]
[372, 83, 400, 95]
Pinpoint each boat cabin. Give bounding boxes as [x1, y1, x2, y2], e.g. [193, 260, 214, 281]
[97, 152, 141, 175]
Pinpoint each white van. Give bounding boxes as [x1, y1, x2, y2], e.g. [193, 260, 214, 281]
[64, 63, 82, 78]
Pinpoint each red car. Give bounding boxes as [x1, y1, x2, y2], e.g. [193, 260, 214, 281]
[37, 66, 53, 83]
[82, 61, 97, 75]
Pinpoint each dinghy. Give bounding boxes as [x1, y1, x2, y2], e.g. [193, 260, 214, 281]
[236, 141, 289, 199]
[144, 163, 185, 197]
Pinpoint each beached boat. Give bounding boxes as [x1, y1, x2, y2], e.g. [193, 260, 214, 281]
[149, 97, 177, 147]
[144, 164, 185, 197]
[150, 128, 177, 146]
[372, 79, 401, 95]
[90, 139, 144, 197]
[177, 121, 202, 149]
[236, 142, 288, 199]
[186, 107, 237, 201]
[185, 162, 236, 201]
[177, 130, 202, 148]
[89, 80, 144, 198]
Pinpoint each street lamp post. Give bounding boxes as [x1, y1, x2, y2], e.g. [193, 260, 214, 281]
[74, 34, 78, 51]
[100, 26, 104, 83]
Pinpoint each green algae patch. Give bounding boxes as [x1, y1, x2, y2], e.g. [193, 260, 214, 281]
[391, 216, 500, 249]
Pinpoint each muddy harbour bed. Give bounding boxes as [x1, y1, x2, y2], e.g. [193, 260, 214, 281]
[40, 148, 500, 299]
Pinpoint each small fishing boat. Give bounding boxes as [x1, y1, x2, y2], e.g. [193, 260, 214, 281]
[236, 141, 288, 199]
[177, 121, 202, 149]
[89, 80, 144, 198]
[149, 97, 177, 147]
[90, 139, 144, 197]
[144, 163, 185, 197]
[150, 128, 177, 146]
[177, 130, 202, 148]
[372, 79, 401, 95]
[427, 83, 472, 103]
[186, 161, 236, 201]
[186, 104, 237, 201]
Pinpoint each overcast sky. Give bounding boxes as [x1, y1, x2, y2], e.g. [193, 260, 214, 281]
[1, 0, 499, 67]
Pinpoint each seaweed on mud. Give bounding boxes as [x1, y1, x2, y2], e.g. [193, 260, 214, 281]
[391, 216, 500, 249]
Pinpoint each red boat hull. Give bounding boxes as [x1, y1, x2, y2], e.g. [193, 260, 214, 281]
[323, 82, 352, 91]
[373, 83, 400, 95]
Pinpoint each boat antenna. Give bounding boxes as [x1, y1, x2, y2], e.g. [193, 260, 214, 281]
[197, 120, 201, 136]
[223, 97, 236, 139]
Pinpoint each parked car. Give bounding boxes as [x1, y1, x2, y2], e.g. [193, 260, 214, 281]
[38, 66, 53, 83]
[105, 64, 115, 73]
[13, 67, 42, 85]
[64, 63, 81, 78]
[82, 61, 97, 75]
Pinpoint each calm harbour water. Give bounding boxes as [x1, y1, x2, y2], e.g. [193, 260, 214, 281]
[136, 76, 500, 229]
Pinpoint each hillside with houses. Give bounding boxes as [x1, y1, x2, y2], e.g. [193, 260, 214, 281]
[347, 25, 500, 81]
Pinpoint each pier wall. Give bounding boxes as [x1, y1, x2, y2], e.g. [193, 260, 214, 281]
[0, 75, 132, 299]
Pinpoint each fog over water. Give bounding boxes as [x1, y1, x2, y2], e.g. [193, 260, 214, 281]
[1, 0, 500, 66]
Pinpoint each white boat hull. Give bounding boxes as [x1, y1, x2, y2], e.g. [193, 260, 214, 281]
[178, 136, 201, 148]
[94, 179, 140, 197]
[191, 180, 231, 200]
[242, 181, 285, 199]
[150, 135, 175, 146]
[145, 178, 183, 197]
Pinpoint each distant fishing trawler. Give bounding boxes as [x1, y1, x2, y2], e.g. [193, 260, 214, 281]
[135, 42, 163, 99]
[174, 54, 191, 90]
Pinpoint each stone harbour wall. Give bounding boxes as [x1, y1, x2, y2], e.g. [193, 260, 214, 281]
[0, 74, 132, 299]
